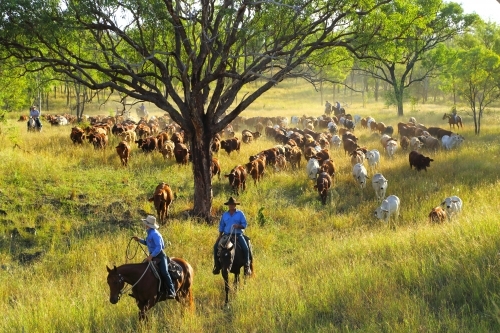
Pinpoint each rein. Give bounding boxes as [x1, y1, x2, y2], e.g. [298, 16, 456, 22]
[116, 261, 154, 301]
[125, 237, 149, 263]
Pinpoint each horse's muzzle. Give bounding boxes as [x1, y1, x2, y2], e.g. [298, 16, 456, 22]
[110, 295, 119, 304]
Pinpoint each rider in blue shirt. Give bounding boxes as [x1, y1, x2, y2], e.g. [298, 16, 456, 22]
[28, 106, 42, 129]
[213, 197, 251, 276]
[132, 215, 176, 299]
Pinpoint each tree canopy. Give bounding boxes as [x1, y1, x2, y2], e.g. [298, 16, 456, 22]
[352, 0, 477, 116]
[0, 0, 393, 219]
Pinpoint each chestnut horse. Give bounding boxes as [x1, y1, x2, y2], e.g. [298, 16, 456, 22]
[106, 257, 194, 320]
[218, 234, 254, 304]
[443, 113, 463, 129]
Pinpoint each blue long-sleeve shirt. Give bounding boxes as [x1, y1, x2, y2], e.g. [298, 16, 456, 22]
[218, 210, 247, 235]
[139, 228, 165, 257]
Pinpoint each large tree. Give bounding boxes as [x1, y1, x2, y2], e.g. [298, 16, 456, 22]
[450, 21, 500, 135]
[0, 0, 390, 220]
[353, 0, 476, 116]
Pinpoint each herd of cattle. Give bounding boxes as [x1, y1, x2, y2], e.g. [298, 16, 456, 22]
[21, 110, 465, 225]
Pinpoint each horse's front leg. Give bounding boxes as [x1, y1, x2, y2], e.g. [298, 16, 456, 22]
[222, 271, 230, 304]
[137, 298, 153, 321]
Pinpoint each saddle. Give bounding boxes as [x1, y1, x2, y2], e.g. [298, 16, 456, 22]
[151, 257, 183, 285]
[217, 234, 253, 262]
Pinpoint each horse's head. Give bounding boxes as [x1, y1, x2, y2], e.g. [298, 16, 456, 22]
[217, 235, 235, 271]
[442, 113, 448, 120]
[106, 265, 125, 304]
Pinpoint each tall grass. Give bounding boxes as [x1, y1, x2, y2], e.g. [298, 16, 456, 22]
[1, 81, 500, 332]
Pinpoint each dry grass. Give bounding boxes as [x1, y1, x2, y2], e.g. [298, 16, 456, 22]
[0, 80, 500, 332]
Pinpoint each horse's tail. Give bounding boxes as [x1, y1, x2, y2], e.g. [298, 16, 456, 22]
[171, 257, 194, 310]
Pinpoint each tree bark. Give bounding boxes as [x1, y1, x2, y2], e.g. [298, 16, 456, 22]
[189, 129, 214, 222]
[395, 85, 404, 116]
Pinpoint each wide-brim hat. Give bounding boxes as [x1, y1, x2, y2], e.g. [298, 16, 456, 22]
[141, 215, 159, 229]
[224, 197, 240, 205]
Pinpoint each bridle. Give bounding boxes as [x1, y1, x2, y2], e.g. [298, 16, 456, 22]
[114, 262, 153, 302]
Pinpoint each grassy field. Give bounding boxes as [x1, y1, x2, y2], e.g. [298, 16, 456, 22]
[1, 80, 500, 332]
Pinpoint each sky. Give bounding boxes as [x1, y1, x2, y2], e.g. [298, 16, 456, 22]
[453, 0, 500, 24]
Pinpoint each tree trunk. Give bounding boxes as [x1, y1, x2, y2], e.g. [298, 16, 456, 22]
[374, 79, 379, 102]
[189, 130, 214, 222]
[394, 85, 404, 116]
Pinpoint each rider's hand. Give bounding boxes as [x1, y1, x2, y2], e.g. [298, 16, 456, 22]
[132, 236, 139, 242]
[145, 255, 153, 262]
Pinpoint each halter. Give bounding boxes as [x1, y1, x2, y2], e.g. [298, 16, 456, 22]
[115, 261, 154, 302]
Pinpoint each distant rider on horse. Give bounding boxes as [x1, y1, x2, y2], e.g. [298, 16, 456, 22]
[28, 106, 42, 129]
[212, 197, 252, 276]
[451, 106, 458, 123]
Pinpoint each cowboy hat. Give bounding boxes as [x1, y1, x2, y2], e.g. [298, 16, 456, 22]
[141, 215, 159, 229]
[224, 197, 240, 205]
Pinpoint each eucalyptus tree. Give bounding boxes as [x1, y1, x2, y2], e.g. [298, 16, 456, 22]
[353, 0, 476, 116]
[450, 21, 500, 135]
[0, 0, 390, 220]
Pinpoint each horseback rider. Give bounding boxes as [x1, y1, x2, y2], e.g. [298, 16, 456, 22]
[213, 197, 252, 276]
[28, 106, 42, 129]
[132, 215, 176, 299]
[335, 101, 341, 111]
[324, 101, 332, 115]
[451, 106, 458, 123]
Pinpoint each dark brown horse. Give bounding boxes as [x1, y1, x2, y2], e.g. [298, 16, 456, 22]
[218, 234, 254, 304]
[106, 257, 194, 320]
[443, 113, 463, 129]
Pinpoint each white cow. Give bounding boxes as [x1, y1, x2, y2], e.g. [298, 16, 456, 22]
[306, 158, 320, 180]
[410, 137, 423, 151]
[327, 122, 338, 134]
[380, 134, 393, 148]
[365, 149, 380, 171]
[442, 134, 465, 150]
[371, 173, 388, 202]
[374, 195, 400, 223]
[441, 196, 463, 221]
[55, 116, 69, 126]
[290, 116, 299, 125]
[366, 117, 376, 130]
[330, 135, 341, 149]
[352, 163, 369, 189]
[385, 140, 398, 158]
[354, 115, 361, 124]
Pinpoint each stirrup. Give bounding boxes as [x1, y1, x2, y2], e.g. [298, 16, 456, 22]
[244, 265, 252, 276]
[212, 266, 221, 275]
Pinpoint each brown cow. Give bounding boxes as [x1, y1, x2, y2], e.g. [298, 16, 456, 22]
[220, 137, 241, 155]
[225, 165, 247, 194]
[211, 137, 221, 153]
[88, 132, 108, 149]
[18, 115, 28, 122]
[409, 151, 434, 172]
[245, 158, 265, 185]
[148, 183, 174, 224]
[211, 157, 221, 180]
[174, 143, 190, 165]
[160, 140, 175, 160]
[314, 172, 332, 205]
[287, 146, 302, 169]
[428, 206, 447, 223]
[343, 138, 359, 156]
[70, 127, 86, 144]
[320, 159, 336, 179]
[115, 141, 131, 166]
[400, 136, 410, 150]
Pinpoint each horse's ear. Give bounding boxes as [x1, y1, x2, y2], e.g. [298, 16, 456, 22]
[106, 265, 112, 273]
